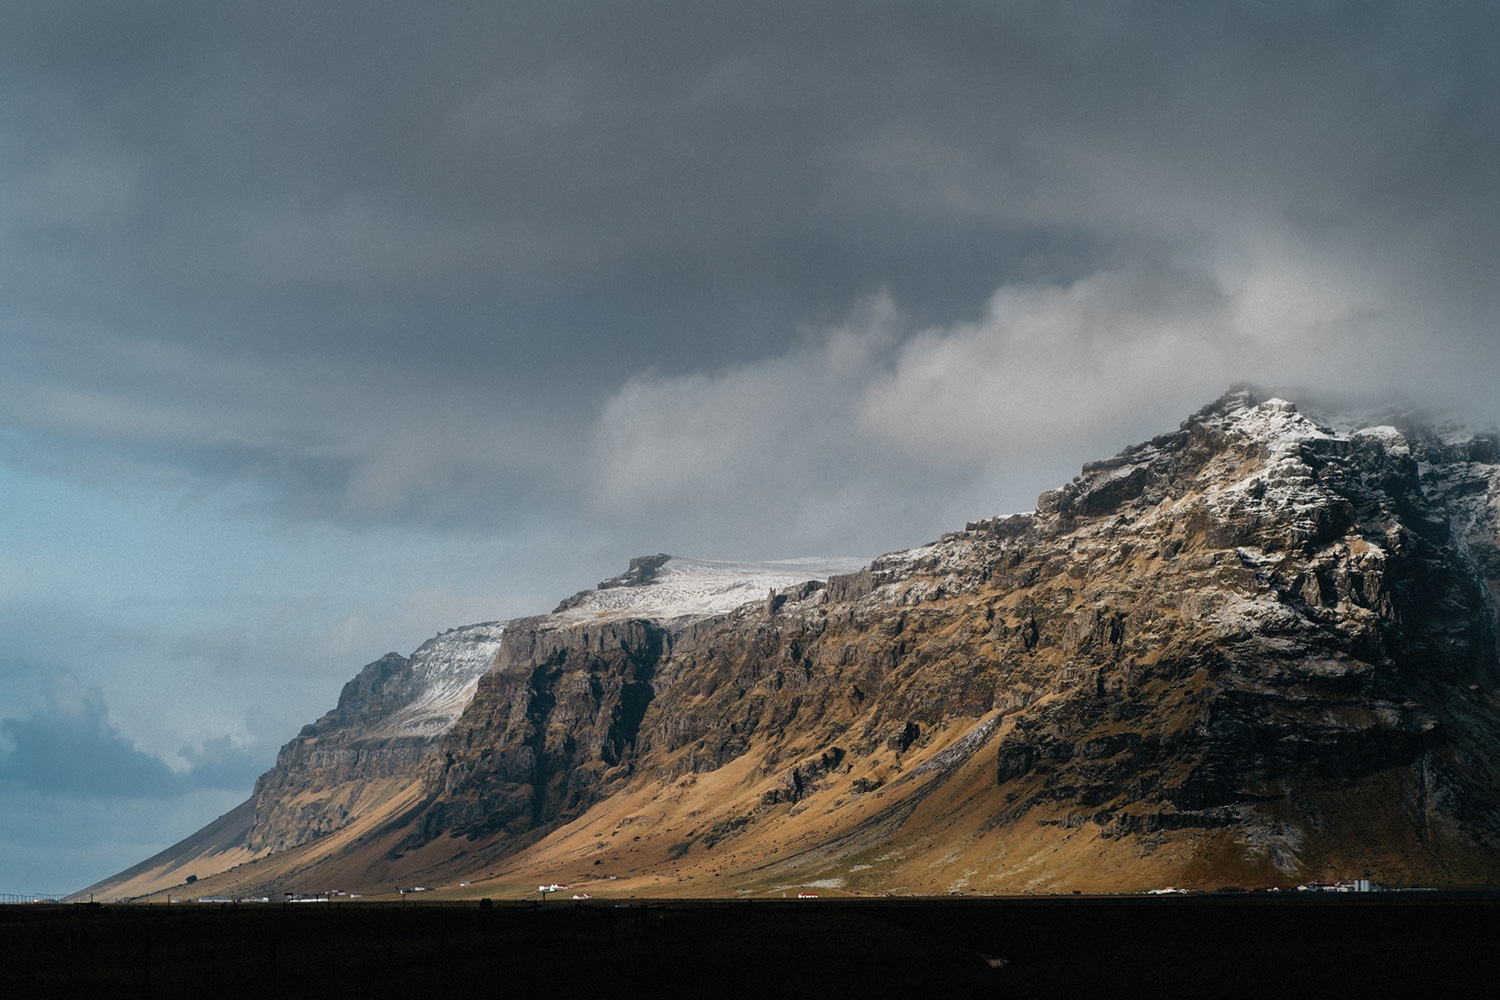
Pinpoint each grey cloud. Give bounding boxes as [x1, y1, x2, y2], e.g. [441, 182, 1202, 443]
[0, 330, 576, 526]
[0, 1, 1495, 533]
[586, 277, 1203, 556]
[855, 267, 1240, 465]
[168, 626, 250, 673]
[0, 677, 264, 799]
[0, 679, 179, 798]
[177, 735, 267, 793]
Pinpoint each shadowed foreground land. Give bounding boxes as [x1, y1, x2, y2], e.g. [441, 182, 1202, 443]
[3, 896, 1497, 996]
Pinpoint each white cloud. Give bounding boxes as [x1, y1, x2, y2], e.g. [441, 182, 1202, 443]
[593, 292, 900, 510]
[589, 238, 1490, 557]
[857, 266, 1237, 465]
[591, 266, 1232, 503]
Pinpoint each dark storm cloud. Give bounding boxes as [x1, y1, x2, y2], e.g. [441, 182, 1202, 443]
[1, 0, 1495, 535]
[0, 677, 262, 798]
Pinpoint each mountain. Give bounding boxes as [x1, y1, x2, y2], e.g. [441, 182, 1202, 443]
[77, 389, 1500, 900]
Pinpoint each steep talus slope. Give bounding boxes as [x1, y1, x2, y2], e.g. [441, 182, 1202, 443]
[83, 390, 1500, 899]
[65, 799, 260, 902]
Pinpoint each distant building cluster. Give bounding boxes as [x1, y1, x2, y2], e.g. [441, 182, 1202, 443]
[1149, 879, 1384, 895]
[1291, 880, 1376, 893]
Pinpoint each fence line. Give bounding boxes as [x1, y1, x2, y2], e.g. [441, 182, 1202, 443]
[0, 892, 66, 903]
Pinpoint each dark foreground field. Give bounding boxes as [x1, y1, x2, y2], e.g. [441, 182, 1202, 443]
[3, 895, 1496, 997]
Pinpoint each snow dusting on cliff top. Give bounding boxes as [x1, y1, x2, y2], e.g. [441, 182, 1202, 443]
[549, 555, 869, 626]
[366, 621, 506, 740]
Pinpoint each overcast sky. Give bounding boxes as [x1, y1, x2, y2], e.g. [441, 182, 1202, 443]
[2, 1, 1496, 893]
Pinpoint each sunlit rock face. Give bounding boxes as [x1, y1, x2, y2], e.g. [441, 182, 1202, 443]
[242, 557, 867, 857]
[971, 391, 1500, 866]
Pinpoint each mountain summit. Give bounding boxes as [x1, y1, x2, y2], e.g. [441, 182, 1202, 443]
[80, 390, 1500, 899]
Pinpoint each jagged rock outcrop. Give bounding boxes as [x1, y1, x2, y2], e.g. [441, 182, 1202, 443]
[969, 394, 1500, 860]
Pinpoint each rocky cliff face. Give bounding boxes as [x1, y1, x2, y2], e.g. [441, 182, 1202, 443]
[413, 617, 668, 846]
[234, 558, 865, 860]
[86, 389, 1500, 900]
[244, 622, 506, 853]
[972, 394, 1500, 866]
[405, 557, 866, 846]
